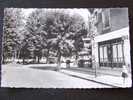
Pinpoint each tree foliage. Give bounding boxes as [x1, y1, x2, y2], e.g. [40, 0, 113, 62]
[3, 9, 88, 66]
[3, 8, 24, 63]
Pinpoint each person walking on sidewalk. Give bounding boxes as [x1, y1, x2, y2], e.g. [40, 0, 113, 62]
[121, 64, 128, 84]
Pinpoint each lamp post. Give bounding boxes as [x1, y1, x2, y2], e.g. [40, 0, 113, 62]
[89, 8, 98, 78]
[92, 39, 97, 78]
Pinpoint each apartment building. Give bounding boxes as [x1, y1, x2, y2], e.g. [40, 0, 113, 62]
[91, 8, 131, 69]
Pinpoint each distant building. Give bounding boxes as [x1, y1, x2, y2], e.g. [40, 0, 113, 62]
[91, 8, 131, 69]
[78, 38, 92, 67]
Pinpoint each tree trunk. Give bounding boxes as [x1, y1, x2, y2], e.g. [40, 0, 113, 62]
[14, 50, 17, 63]
[23, 57, 25, 64]
[33, 52, 36, 63]
[56, 51, 61, 71]
[17, 50, 20, 62]
[46, 57, 49, 64]
[75, 52, 79, 67]
[46, 50, 49, 64]
[37, 56, 40, 63]
[2, 54, 5, 64]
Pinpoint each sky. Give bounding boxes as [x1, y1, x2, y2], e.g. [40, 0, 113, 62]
[22, 8, 90, 24]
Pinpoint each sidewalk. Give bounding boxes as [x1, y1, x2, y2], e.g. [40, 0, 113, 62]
[63, 67, 122, 77]
[60, 68, 132, 88]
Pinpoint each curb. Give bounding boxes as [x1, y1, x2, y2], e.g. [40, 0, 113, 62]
[65, 68, 121, 77]
[60, 71, 120, 88]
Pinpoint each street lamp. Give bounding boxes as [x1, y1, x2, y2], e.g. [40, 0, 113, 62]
[90, 32, 98, 78]
[89, 9, 98, 78]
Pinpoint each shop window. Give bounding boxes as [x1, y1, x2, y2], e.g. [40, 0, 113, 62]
[99, 38, 124, 68]
[99, 46, 103, 62]
[112, 43, 123, 62]
[103, 46, 108, 62]
[99, 45, 108, 62]
[117, 43, 123, 62]
[113, 45, 117, 62]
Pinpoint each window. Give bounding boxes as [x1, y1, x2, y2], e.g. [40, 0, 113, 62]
[117, 44, 122, 57]
[99, 38, 124, 68]
[113, 45, 117, 62]
[103, 46, 108, 62]
[117, 43, 123, 62]
[102, 9, 110, 30]
[95, 12, 102, 25]
[99, 46, 103, 62]
[99, 46, 108, 62]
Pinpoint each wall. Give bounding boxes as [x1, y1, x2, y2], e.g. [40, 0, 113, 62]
[96, 8, 129, 35]
[110, 8, 129, 32]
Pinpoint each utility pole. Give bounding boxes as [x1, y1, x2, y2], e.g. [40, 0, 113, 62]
[88, 8, 98, 78]
[92, 38, 97, 78]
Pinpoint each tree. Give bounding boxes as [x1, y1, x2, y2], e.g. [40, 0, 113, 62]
[3, 8, 24, 63]
[63, 14, 88, 66]
[23, 10, 44, 63]
[24, 9, 58, 63]
[45, 10, 87, 70]
[70, 17, 88, 65]
[24, 9, 87, 68]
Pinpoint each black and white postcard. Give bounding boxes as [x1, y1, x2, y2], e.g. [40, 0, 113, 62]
[1, 8, 132, 88]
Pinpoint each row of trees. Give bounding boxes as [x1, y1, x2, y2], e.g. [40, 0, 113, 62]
[3, 9, 88, 69]
[2, 8, 24, 64]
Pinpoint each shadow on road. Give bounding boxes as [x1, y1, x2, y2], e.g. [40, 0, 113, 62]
[30, 66, 57, 71]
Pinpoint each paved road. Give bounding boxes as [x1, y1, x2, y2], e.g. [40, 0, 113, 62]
[1, 64, 111, 88]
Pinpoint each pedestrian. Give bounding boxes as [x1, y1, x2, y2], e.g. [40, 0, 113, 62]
[121, 64, 128, 84]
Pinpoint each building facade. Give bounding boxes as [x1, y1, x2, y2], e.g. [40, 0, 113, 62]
[91, 8, 131, 69]
[78, 37, 92, 67]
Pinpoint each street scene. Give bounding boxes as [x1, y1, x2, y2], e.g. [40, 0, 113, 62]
[1, 8, 132, 88]
[2, 63, 112, 88]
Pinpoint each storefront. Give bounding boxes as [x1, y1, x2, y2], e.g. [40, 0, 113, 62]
[93, 27, 131, 69]
[98, 38, 124, 68]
